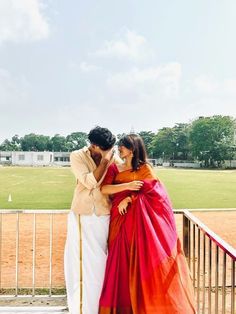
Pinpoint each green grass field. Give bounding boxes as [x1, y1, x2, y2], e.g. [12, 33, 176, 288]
[0, 166, 236, 209]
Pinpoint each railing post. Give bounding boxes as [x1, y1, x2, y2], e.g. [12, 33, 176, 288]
[0, 213, 2, 290]
[183, 214, 190, 260]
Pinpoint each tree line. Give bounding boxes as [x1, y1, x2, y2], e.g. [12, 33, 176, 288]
[1, 115, 235, 167]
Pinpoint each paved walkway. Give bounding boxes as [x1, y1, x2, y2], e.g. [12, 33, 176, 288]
[0, 307, 68, 313]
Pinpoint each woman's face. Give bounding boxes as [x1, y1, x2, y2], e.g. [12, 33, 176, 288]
[118, 145, 133, 159]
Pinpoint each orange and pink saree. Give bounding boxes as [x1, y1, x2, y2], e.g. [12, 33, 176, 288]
[99, 163, 196, 314]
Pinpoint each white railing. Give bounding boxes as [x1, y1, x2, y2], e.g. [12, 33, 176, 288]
[0, 209, 68, 297]
[0, 209, 235, 313]
[180, 209, 236, 314]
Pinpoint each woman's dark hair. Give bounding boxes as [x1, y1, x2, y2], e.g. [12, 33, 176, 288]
[88, 126, 116, 150]
[118, 134, 148, 171]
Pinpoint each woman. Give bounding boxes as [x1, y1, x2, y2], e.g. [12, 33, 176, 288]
[98, 134, 196, 314]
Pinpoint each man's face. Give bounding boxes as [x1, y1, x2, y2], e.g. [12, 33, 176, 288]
[91, 144, 106, 156]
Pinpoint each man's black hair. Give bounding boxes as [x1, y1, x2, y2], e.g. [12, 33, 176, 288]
[88, 126, 116, 150]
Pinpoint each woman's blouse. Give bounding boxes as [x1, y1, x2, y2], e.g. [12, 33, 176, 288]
[102, 163, 157, 186]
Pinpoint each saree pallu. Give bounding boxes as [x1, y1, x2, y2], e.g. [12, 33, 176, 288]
[99, 179, 196, 314]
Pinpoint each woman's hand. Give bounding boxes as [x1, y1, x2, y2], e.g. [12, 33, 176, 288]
[127, 180, 143, 191]
[118, 197, 132, 215]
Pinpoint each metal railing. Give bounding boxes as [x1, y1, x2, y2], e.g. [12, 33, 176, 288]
[181, 209, 236, 314]
[0, 209, 235, 313]
[0, 209, 68, 298]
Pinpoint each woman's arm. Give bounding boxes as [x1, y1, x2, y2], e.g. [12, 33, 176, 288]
[101, 180, 143, 195]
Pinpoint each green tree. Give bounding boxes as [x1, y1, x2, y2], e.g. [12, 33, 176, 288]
[171, 123, 191, 160]
[50, 134, 67, 151]
[0, 139, 13, 151]
[20, 134, 51, 151]
[0, 134, 21, 151]
[152, 124, 191, 160]
[138, 131, 155, 157]
[189, 115, 236, 167]
[66, 132, 88, 151]
[152, 127, 175, 159]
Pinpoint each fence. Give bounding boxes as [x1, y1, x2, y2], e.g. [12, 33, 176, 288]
[181, 209, 236, 314]
[0, 209, 235, 313]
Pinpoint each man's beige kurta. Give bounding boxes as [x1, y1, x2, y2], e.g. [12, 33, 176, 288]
[70, 146, 119, 216]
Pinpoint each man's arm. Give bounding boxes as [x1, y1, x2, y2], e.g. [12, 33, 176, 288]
[93, 148, 114, 182]
[70, 152, 98, 189]
[70, 149, 114, 189]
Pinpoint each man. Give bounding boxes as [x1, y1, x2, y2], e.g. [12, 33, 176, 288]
[64, 126, 119, 314]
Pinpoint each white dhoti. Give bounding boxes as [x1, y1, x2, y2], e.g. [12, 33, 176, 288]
[64, 211, 109, 314]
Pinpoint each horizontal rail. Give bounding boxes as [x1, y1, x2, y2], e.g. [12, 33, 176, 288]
[1, 208, 235, 213]
[0, 210, 70, 214]
[183, 209, 236, 260]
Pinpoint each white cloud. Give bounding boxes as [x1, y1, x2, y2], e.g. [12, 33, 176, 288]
[0, 68, 32, 141]
[193, 75, 236, 95]
[94, 29, 153, 61]
[107, 62, 182, 98]
[79, 62, 100, 73]
[223, 79, 236, 94]
[193, 76, 219, 93]
[0, 0, 50, 44]
[0, 68, 29, 105]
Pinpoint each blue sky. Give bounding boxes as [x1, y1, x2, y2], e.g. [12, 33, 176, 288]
[0, 0, 236, 142]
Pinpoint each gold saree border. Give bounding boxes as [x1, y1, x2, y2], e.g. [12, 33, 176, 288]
[78, 215, 83, 314]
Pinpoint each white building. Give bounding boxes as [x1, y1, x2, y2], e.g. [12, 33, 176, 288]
[0, 151, 12, 164]
[53, 152, 70, 166]
[0, 151, 70, 166]
[11, 151, 54, 166]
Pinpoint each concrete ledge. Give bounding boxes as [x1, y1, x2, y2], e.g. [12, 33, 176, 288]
[0, 306, 68, 313]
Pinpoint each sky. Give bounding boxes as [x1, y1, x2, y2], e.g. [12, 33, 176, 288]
[0, 0, 236, 142]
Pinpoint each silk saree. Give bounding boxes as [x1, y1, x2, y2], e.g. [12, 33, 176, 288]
[99, 163, 196, 314]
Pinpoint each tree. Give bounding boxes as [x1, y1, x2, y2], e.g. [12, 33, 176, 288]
[0, 134, 21, 151]
[0, 139, 14, 151]
[151, 124, 191, 160]
[138, 131, 155, 157]
[66, 132, 88, 151]
[189, 115, 236, 167]
[50, 134, 67, 151]
[152, 127, 175, 159]
[20, 133, 51, 151]
[116, 133, 126, 141]
[171, 124, 191, 160]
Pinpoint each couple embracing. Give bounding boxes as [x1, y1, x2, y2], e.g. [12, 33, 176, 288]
[64, 126, 196, 314]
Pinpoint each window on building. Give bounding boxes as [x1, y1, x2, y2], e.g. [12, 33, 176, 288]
[37, 155, 44, 161]
[18, 154, 25, 161]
